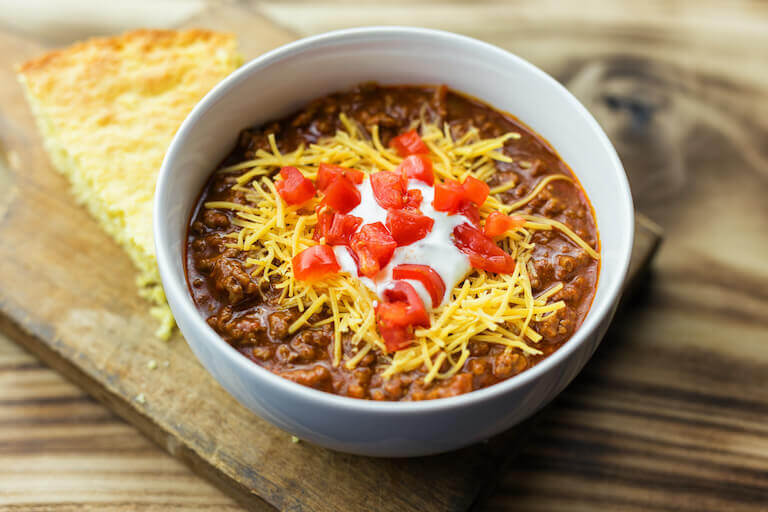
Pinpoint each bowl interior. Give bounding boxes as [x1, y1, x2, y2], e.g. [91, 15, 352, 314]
[156, 27, 633, 409]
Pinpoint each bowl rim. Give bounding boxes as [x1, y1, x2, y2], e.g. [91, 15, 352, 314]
[155, 26, 634, 415]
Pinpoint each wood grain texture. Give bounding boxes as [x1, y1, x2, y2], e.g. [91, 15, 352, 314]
[0, 16, 503, 512]
[0, 332, 240, 511]
[0, 6, 663, 512]
[0, 214, 660, 512]
[262, 1, 768, 510]
[3, 0, 767, 510]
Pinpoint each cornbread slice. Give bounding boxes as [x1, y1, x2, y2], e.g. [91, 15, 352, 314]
[17, 29, 241, 338]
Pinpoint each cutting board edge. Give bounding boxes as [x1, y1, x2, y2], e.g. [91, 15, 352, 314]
[0, 300, 277, 512]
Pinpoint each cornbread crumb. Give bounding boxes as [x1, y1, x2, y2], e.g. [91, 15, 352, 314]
[16, 29, 241, 338]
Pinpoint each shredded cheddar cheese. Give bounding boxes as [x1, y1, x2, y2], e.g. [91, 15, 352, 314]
[206, 117, 599, 382]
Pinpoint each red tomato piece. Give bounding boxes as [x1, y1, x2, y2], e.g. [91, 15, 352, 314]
[275, 166, 316, 205]
[433, 179, 465, 212]
[376, 310, 413, 352]
[389, 130, 429, 157]
[483, 212, 526, 237]
[386, 209, 434, 246]
[370, 171, 407, 210]
[345, 168, 365, 184]
[316, 164, 340, 191]
[350, 222, 397, 277]
[316, 163, 364, 191]
[457, 201, 480, 226]
[434, 177, 489, 217]
[392, 264, 446, 307]
[462, 176, 489, 206]
[381, 281, 430, 328]
[292, 245, 340, 282]
[396, 154, 434, 186]
[325, 213, 363, 245]
[321, 173, 361, 213]
[376, 301, 408, 327]
[404, 189, 423, 210]
[351, 249, 378, 279]
[453, 223, 515, 274]
[313, 205, 334, 242]
[375, 280, 431, 352]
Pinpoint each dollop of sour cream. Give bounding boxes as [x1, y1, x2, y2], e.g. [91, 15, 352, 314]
[333, 177, 472, 310]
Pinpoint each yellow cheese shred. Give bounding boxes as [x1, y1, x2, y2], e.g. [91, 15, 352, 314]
[499, 174, 573, 209]
[329, 289, 342, 367]
[204, 117, 599, 384]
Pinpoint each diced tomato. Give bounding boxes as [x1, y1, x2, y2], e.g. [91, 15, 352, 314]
[313, 205, 334, 242]
[316, 165, 337, 191]
[316, 163, 364, 191]
[462, 176, 489, 206]
[483, 212, 526, 237]
[324, 213, 362, 245]
[434, 176, 489, 216]
[376, 302, 407, 328]
[320, 173, 361, 213]
[389, 130, 429, 157]
[404, 189, 423, 210]
[392, 264, 446, 307]
[433, 179, 465, 212]
[350, 222, 397, 277]
[386, 209, 434, 246]
[345, 169, 365, 184]
[396, 154, 434, 186]
[275, 166, 315, 205]
[380, 281, 430, 328]
[376, 312, 413, 352]
[351, 249, 378, 279]
[370, 171, 407, 210]
[375, 281, 431, 352]
[457, 201, 480, 226]
[292, 245, 340, 282]
[453, 223, 515, 274]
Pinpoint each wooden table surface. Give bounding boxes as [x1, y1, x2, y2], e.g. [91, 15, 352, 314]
[2, 1, 767, 510]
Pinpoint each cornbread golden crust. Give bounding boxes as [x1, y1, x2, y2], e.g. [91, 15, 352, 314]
[17, 29, 241, 338]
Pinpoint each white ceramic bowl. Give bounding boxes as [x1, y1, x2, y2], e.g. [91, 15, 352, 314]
[155, 27, 634, 457]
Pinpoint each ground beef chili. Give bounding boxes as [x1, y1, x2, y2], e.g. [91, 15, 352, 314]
[186, 84, 599, 401]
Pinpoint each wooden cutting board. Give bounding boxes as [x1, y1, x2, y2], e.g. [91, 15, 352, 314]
[0, 5, 661, 512]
